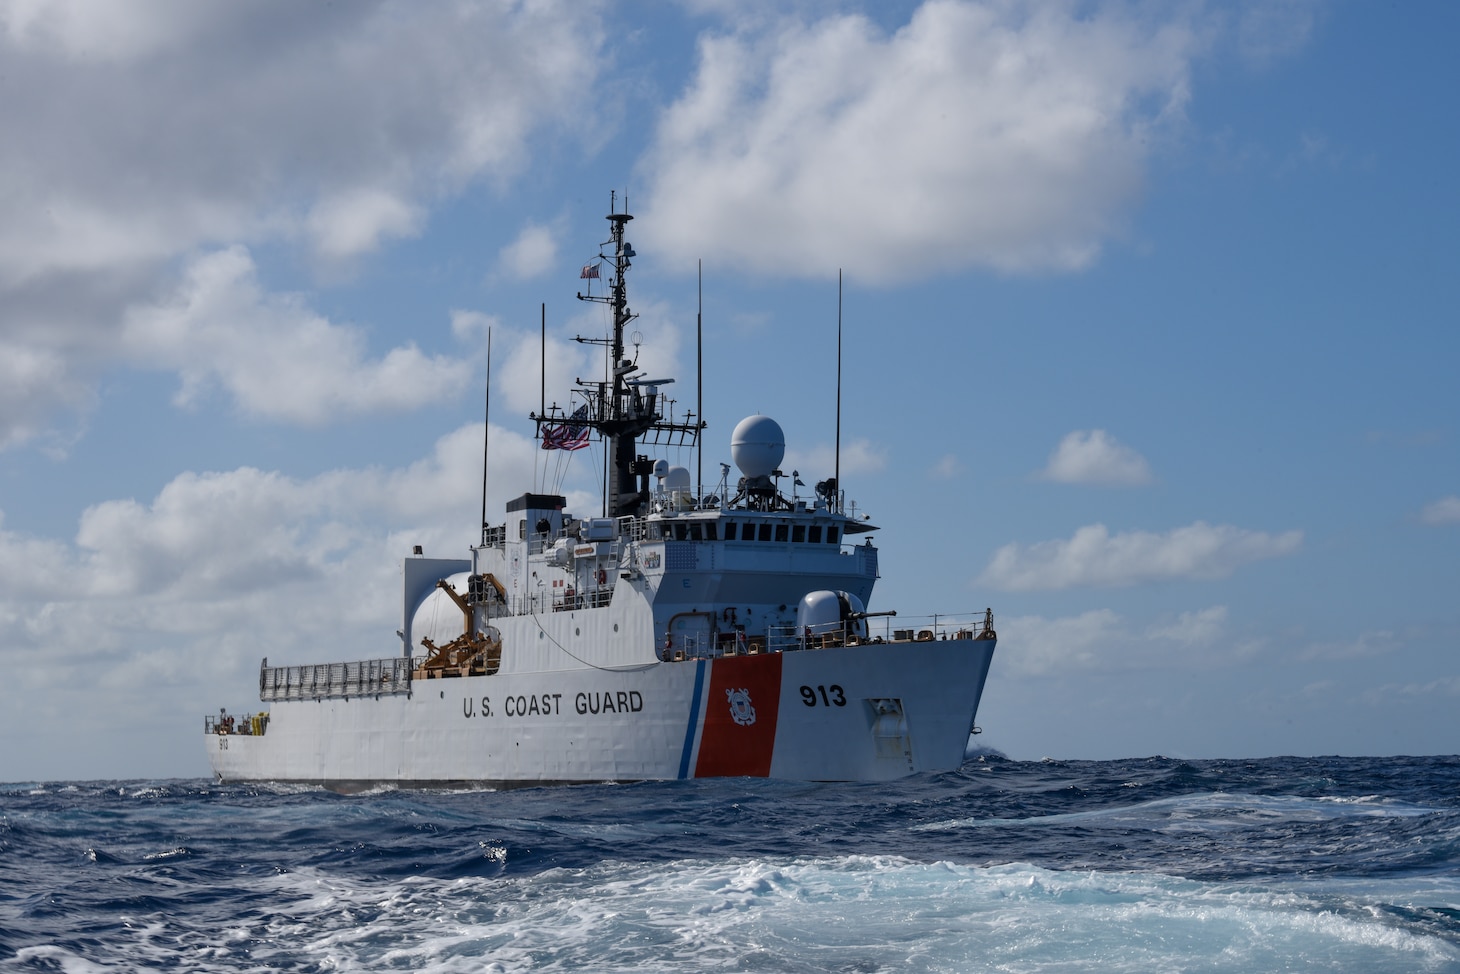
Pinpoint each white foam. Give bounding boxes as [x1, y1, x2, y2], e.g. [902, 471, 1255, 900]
[12, 945, 117, 974]
[15, 858, 1459, 972]
[915, 791, 1441, 833]
[57, 857, 1460, 972]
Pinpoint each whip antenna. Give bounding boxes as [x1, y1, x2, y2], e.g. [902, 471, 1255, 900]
[697, 258, 703, 495]
[480, 327, 493, 539]
[835, 268, 842, 511]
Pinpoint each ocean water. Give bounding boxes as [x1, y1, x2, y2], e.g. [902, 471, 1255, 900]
[2, 755, 1458, 972]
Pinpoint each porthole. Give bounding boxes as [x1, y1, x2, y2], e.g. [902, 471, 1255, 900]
[575, 627, 581, 636]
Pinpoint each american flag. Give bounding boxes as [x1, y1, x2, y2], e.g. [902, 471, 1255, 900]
[580, 263, 600, 280]
[542, 404, 591, 451]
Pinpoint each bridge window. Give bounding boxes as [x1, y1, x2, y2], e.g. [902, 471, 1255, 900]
[775, 524, 788, 542]
[809, 525, 823, 543]
[723, 522, 737, 540]
[758, 523, 772, 542]
[705, 523, 718, 541]
[826, 526, 839, 544]
[792, 525, 806, 543]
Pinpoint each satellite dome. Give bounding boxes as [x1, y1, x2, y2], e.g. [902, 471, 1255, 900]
[665, 465, 691, 491]
[731, 415, 785, 480]
[410, 572, 472, 647]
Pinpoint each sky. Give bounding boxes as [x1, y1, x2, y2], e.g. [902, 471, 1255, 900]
[1, 0, 1457, 782]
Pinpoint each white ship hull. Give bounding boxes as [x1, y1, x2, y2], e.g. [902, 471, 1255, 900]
[209, 638, 995, 789]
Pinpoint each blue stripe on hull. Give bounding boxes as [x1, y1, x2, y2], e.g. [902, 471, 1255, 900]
[677, 660, 707, 779]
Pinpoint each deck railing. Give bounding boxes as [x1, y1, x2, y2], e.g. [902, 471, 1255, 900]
[257, 656, 414, 702]
[204, 712, 269, 736]
[667, 611, 996, 661]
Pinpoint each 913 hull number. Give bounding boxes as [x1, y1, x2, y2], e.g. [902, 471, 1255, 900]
[800, 684, 846, 707]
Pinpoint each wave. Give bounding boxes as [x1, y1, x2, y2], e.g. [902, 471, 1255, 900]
[915, 790, 1441, 832]
[8, 857, 1458, 973]
[5, 757, 1460, 971]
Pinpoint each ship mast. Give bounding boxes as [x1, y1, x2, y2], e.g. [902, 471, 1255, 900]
[593, 201, 646, 518]
[539, 192, 700, 519]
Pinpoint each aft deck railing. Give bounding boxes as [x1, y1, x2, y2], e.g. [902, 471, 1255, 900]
[204, 712, 269, 735]
[257, 655, 415, 702]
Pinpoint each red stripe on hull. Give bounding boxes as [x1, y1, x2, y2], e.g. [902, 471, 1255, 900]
[694, 653, 783, 777]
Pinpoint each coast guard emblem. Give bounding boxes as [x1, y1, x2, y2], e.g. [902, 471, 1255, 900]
[726, 688, 756, 726]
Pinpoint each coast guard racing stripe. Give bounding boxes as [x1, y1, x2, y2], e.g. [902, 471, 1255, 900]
[694, 653, 783, 777]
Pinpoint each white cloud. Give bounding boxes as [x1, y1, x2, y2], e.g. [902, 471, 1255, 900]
[1361, 676, 1460, 707]
[0, 340, 91, 451]
[0, 419, 580, 684]
[0, 512, 73, 602]
[640, 1, 1199, 282]
[1038, 429, 1153, 486]
[1, 2, 603, 283]
[0, 1, 606, 446]
[1235, 0, 1322, 67]
[1421, 495, 1460, 525]
[998, 608, 1122, 676]
[498, 221, 561, 280]
[997, 604, 1243, 677]
[979, 521, 1303, 591]
[494, 325, 598, 421]
[307, 188, 425, 261]
[1297, 630, 1401, 663]
[782, 438, 888, 482]
[121, 247, 473, 423]
[1145, 605, 1229, 646]
[451, 309, 504, 343]
[932, 453, 961, 479]
[0, 0, 218, 62]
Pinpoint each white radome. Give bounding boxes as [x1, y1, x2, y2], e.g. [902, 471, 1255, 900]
[731, 415, 785, 479]
[410, 572, 471, 646]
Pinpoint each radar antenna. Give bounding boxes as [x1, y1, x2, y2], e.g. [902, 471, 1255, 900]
[533, 192, 702, 518]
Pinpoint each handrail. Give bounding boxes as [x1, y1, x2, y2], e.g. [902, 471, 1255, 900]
[257, 656, 414, 702]
[666, 610, 997, 661]
[204, 712, 269, 736]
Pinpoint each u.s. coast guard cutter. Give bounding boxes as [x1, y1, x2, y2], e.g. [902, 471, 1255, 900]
[206, 202, 998, 789]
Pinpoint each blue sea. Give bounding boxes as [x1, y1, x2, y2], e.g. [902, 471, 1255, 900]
[2, 755, 1458, 972]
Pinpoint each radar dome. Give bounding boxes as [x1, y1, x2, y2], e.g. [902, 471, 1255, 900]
[731, 415, 785, 480]
[410, 572, 472, 647]
[665, 465, 691, 491]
